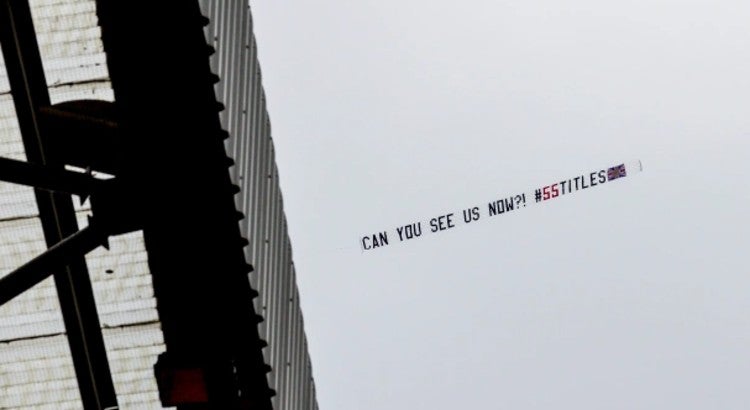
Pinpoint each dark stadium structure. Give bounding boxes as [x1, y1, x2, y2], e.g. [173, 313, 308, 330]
[0, 1, 317, 408]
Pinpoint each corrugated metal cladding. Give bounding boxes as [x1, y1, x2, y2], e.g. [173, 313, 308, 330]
[0, 0, 317, 409]
[200, 1, 319, 409]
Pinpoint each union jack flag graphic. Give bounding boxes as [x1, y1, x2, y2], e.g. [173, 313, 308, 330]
[607, 164, 627, 181]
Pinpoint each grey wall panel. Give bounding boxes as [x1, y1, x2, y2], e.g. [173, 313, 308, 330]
[201, 1, 318, 409]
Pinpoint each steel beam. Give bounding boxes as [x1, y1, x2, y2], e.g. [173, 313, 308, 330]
[0, 223, 107, 306]
[0, 156, 101, 196]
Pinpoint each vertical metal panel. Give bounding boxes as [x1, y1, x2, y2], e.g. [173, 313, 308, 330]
[250, 39, 262, 267]
[202, 1, 318, 408]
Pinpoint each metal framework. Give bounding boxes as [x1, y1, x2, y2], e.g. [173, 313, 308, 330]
[0, 0, 119, 408]
[0, 1, 274, 408]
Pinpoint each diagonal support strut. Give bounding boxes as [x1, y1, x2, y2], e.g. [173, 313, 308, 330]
[0, 221, 108, 306]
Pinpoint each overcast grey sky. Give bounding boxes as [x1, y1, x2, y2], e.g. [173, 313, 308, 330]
[250, 1, 749, 409]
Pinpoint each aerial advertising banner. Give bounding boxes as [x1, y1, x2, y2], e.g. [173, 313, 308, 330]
[360, 160, 643, 251]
